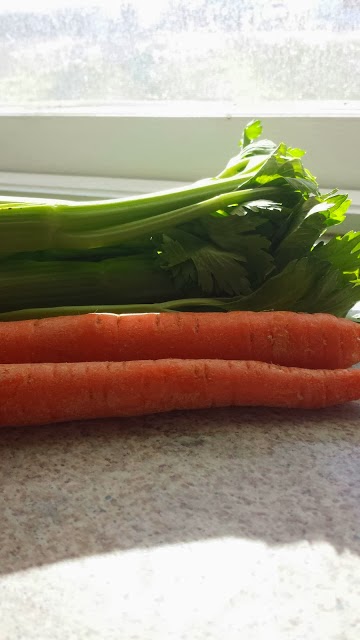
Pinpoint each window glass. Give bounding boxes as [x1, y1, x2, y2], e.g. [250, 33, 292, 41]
[0, 0, 359, 111]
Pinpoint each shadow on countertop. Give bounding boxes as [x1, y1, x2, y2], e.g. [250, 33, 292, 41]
[0, 404, 360, 575]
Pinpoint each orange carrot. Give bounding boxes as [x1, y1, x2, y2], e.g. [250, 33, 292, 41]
[0, 311, 359, 369]
[0, 359, 359, 427]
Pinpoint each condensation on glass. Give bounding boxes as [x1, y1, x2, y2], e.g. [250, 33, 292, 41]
[0, 0, 359, 109]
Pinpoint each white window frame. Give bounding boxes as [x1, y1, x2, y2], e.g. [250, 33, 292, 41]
[0, 111, 359, 231]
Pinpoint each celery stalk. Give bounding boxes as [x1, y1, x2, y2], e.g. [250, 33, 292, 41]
[0, 255, 179, 312]
[0, 186, 282, 254]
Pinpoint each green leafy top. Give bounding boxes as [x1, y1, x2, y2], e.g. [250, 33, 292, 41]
[241, 119, 263, 148]
[152, 120, 359, 317]
[159, 229, 252, 296]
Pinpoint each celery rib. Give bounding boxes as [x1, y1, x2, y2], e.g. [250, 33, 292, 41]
[0, 256, 178, 312]
[58, 187, 283, 250]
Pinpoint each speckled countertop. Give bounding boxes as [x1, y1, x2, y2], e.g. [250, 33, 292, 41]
[1, 404, 360, 639]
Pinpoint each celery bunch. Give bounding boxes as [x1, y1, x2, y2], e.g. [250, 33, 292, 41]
[0, 120, 358, 320]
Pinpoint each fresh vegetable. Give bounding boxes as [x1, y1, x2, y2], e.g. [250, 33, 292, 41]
[0, 120, 359, 320]
[1, 359, 360, 427]
[1, 311, 359, 369]
[0, 254, 179, 312]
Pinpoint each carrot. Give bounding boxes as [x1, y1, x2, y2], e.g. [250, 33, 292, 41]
[0, 311, 359, 369]
[0, 359, 359, 427]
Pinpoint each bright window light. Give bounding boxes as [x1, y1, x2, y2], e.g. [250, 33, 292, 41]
[0, 0, 359, 111]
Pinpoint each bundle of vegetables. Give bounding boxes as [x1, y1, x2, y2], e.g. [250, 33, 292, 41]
[1, 121, 360, 428]
[0, 120, 359, 321]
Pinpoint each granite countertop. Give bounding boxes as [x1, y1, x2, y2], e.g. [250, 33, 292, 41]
[1, 404, 360, 639]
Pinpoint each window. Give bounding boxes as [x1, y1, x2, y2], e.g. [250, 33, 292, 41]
[1, 0, 359, 107]
[0, 0, 359, 230]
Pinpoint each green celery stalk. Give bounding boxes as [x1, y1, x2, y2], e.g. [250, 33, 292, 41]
[0, 172, 255, 235]
[1, 254, 358, 321]
[0, 299, 225, 321]
[57, 187, 285, 252]
[0, 255, 179, 313]
[0, 185, 283, 254]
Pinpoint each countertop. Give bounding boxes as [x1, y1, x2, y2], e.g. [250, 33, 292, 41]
[1, 404, 360, 639]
